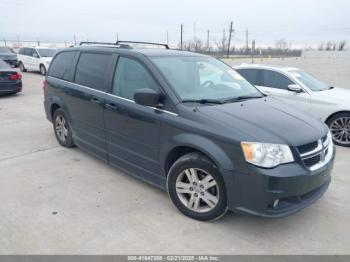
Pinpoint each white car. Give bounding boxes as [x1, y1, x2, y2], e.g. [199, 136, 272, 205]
[18, 47, 57, 75]
[235, 64, 350, 147]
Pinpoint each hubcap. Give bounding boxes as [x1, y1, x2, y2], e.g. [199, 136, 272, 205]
[330, 117, 350, 145]
[55, 115, 68, 142]
[175, 168, 219, 213]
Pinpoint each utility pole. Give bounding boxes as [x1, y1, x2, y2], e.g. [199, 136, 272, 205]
[73, 34, 77, 45]
[246, 28, 249, 52]
[251, 40, 255, 63]
[4, 38, 6, 47]
[207, 29, 210, 50]
[180, 24, 183, 50]
[166, 31, 169, 45]
[226, 21, 233, 58]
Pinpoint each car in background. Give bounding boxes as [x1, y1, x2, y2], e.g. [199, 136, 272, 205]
[18, 47, 57, 75]
[0, 59, 22, 95]
[235, 64, 350, 147]
[0, 47, 19, 67]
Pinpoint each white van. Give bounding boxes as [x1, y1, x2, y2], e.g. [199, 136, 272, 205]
[18, 47, 57, 75]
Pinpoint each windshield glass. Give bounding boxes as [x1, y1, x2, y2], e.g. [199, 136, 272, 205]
[289, 70, 329, 91]
[151, 56, 262, 101]
[0, 47, 13, 54]
[37, 48, 57, 57]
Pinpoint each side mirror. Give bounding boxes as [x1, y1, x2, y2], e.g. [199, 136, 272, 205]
[287, 84, 303, 93]
[134, 88, 162, 107]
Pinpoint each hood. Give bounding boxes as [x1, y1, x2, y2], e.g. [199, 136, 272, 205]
[314, 87, 350, 106]
[0, 53, 17, 60]
[41, 57, 53, 63]
[197, 97, 328, 146]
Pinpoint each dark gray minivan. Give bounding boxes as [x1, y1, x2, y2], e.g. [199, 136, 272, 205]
[44, 41, 335, 221]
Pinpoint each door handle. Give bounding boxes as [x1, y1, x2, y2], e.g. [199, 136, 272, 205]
[105, 103, 118, 111]
[90, 97, 102, 105]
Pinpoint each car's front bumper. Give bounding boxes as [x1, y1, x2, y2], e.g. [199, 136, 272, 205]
[0, 81, 22, 94]
[223, 147, 335, 218]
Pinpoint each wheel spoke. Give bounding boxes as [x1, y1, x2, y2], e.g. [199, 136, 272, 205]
[201, 192, 218, 208]
[176, 182, 192, 194]
[201, 175, 217, 190]
[189, 168, 199, 183]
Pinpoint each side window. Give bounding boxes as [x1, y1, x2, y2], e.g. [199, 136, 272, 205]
[75, 53, 112, 91]
[262, 70, 293, 90]
[24, 48, 30, 56]
[48, 51, 77, 81]
[31, 49, 39, 58]
[19, 48, 24, 55]
[112, 57, 159, 100]
[236, 69, 260, 85]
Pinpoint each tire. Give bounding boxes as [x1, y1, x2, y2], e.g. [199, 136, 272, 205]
[19, 62, 27, 72]
[326, 112, 350, 147]
[53, 108, 75, 148]
[167, 152, 228, 221]
[40, 65, 47, 76]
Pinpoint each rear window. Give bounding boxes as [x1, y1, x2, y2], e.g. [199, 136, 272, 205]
[48, 51, 77, 81]
[236, 69, 260, 85]
[74, 53, 112, 91]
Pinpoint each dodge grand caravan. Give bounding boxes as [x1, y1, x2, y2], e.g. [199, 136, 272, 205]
[44, 41, 335, 221]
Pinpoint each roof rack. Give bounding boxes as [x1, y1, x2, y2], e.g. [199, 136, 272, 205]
[116, 41, 169, 49]
[79, 41, 131, 48]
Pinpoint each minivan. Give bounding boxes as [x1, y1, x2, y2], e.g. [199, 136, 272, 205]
[44, 41, 335, 221]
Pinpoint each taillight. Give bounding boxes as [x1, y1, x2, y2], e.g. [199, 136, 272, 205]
[43, 80, 47, 96]
[9, 72, 22, 81]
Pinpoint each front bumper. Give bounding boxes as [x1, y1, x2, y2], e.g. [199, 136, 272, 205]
[0, 81, 22, 94]
[223, 148, 335, 218]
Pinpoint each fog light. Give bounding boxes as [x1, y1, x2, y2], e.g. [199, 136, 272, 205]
[273, 199, 279, 208]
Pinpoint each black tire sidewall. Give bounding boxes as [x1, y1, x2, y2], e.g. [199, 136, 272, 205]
[53, 109, 74, 148]
[167, 153, 227, 221]
[40, 65, 46, 75]
[19, 62, 25, 72]
[326, 112, 350, 147]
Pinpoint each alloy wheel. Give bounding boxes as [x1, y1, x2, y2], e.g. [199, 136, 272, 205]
[330, 116, 350, 145]
[175, 168, 219, 213]
[55, 115, 68, 142]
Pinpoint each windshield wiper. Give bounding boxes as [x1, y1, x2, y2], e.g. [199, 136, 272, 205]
[222, 95, 264, 103]
[182, 99, 225, 104]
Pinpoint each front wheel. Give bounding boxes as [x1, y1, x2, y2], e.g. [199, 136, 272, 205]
[40, 65, 47, 76]
[19, 62, 27, 72]
[327, 112, 350, 147]
[167, 153, 228, 221]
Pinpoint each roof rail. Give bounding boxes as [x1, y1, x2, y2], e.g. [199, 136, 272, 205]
[116, 41, 169, 49]
[79, 41, 131, 48]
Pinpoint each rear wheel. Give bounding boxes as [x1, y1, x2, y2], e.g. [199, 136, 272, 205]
[53, 109, 74, 148]
[167, 152, 228, 221]
[40, 65, 47, 76]
[19, 62, 27, 72]
[327, 112, 350, 147]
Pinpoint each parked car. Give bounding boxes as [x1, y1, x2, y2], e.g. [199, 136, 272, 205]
[0, 59, 22, 95]
[0, 47, 19, 67]
[44, 42, 334, 221]
[18, 47, 57, 75]
[235, 64, 350, 147]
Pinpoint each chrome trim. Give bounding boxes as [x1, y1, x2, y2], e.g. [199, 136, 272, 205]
[47, 76, 178, 116]
[300, 139, 323, 158]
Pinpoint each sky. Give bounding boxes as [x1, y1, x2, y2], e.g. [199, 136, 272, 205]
[0, 0, 349, 48]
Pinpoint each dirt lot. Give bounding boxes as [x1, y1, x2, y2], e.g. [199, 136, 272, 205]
[0, 57, 349, 254]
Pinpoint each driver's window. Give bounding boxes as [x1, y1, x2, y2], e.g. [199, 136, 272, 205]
[31, 50, 39, 58]
[262, 70, 293, 90]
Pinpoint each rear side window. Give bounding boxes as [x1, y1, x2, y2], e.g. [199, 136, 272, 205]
[24, 48, 31, 56]
[236, 69, 260, 85]
[19, 48, 24, 55]
[49, 51, 77, 81]
[261, 70, 294, 90]
[75, 53, 112, 91]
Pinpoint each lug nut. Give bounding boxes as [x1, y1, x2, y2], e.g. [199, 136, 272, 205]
[200, 192, 204, 196]
[200, 185, 204, 189]
[189, 187, 193, 191]
[194, 193, 198, 197]
[193, 182, 197, 186]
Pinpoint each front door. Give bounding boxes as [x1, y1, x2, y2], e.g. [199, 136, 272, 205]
[104, 56, 161, 180]
[258, 69, 311, 113]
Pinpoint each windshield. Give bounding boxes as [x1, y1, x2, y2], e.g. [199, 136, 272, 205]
[0, 47, 13, 54]
[288, 70, 330, 91]
[151, 56, 262, 102]
[37, 48, 57, 57]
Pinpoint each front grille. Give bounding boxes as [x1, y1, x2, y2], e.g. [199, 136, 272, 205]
[304, 154, 321, 167]
[298, 141, 318, 154]
[298, 134, 333, 171]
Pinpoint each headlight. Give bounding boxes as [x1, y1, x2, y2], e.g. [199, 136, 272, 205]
[241, 142, 294, 168]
